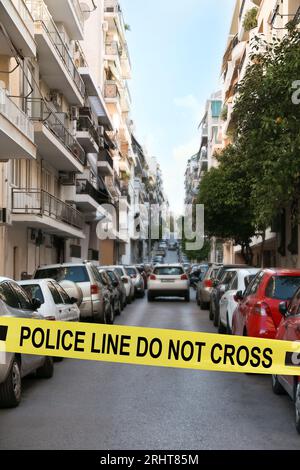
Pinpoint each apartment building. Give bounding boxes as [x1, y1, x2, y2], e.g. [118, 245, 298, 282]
[221, 0, 300, 267]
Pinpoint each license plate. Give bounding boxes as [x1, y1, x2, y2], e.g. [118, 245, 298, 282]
[161, 279, 175, 283]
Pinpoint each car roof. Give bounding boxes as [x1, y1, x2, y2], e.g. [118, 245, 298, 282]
[0, 276, 14, 283]
[19, 279, 55, 285]
[153, 264, 184, 268]
[263, 268, 300, 276]
[36, 263, 88, 269]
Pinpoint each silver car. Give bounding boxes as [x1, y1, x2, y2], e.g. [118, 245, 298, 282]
[0, 277, 54, 408]
[148, 264, 190, 302]
[196, 263, 222, 310]
[34, 263, 108, 323]
[125, 266, 145, 298]
[102, 266, 135, 304]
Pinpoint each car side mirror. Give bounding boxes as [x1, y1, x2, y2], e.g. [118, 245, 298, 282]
[279, 301, 288, 316]
[234, 291, 244, 302]
[31, 298, 41, 310]
[219, 284, 226, 294]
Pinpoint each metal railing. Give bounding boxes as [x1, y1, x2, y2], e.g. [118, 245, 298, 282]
[77, 115, 99, 145]
[70, 0, 84, 30]
[99, 149, 114, 170]
[12, 189, 85, 229]
[76, 179, 109, 205]
[11, 0, 35, 36]
[0, 87, 34, 142]
[105, 41, 120, 56]
[27, 98, 85, 165]
[25, 0, 85, 97]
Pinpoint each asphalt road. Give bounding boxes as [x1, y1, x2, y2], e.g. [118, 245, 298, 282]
[1, 253, 300, 449]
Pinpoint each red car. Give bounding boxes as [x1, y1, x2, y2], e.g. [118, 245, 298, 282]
[272, 287, 300, 433]
[232, 269, 300, 339]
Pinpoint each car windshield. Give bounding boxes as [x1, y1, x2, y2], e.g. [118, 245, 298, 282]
[154, 267, 184, 276]
[22, 284, 45, 304]
[126, 268, 137, 276]
[265, 276, 300, 300]
[107, 271, 117, 282]
[115, 268, 124, 277]
[35, 266, 89, 283]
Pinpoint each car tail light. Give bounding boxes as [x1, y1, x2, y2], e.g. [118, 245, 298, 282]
[150, 274, 157, 280]
[91, 284, 99, 295]
[45, 316, 56, 321]
[204, 279, 213, 288]
[253, 302, 271, 316]
[181, 274, 188, 280]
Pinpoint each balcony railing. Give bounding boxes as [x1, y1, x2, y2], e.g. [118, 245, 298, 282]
[71, 0, 84, 30]
[0, 87, 34, 142]
[27, 98, 85, 165]
[77, 115, 100, 145]
[104, 80, 121, 100]
[99, 149, 114, 169]
[25, 0, 85, 97]
[11, 0, 35, 36]
[76, 179, 109, 205]
[12, 189, 84, 229]
[105, 41, 121, 56]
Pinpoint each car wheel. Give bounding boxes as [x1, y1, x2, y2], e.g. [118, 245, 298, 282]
[209, 302, 214, 321]
[185, 292, 190, 302]
[0, 358, 22, 408]
[295, 382, 300, 434]
[200, 300, 209, 310]
[226, 313, 232, 335]
[213, 307, 219, 327]
[36, 357, 54, 379]
[271, 374, 286, 395]
[218, 320, 227, 334]
[115, 299, 121, 316]
[148, 292, 154, 302]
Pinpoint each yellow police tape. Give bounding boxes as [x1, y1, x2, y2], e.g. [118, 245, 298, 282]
[1, 317, 300, 375]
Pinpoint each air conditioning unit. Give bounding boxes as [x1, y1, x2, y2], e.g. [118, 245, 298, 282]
[59, 172, 76, 185]
[102, 21, 109, 32]
[50, 90, 62, 108]
[70, 106, 79, 121]
[0, 207, 11, 225]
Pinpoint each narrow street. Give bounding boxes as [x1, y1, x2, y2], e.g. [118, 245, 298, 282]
[0, 251, 299, 450]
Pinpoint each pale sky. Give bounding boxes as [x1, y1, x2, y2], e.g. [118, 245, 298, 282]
[121, 0, 236, 214]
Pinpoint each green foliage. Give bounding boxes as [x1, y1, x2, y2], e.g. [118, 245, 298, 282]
[181, 238, 211, 263]
[243, 7, 258, 32]
[220, 105, 228, 122]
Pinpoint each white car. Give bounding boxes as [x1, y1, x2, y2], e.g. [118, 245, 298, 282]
[19, 279, 80, 322]
[101, 266, 135, 304]
[148, 264, 190, 302]
[218, 268, 260, 334]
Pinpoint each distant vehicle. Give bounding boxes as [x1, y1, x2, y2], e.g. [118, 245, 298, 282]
[182, 262, 191, 273]
[168, 241, 178, 251]
[148, 264, 190, 302]
[125, 266, 145, 298]
[136, 265, 148, 289]
[19, 279, 80, 322]
[272, 285, 300, 433]
[218, 268, 259, 334]
[34, 263, 109, 323]
[152, 256, 164, 265]
[196, 263, 222, 310]
[98, 269, 120, 322]
[102, 266, 135, 304]
[232, 268, 300, 339]
[0, 277, 54, 408]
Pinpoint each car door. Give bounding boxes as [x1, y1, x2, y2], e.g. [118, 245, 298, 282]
[53, 281, 79, 322]
[220, 273, 238, 325]
[243, 272, 265, 328]
[47, 281, 68, 321]
[7, 282, 44, 375]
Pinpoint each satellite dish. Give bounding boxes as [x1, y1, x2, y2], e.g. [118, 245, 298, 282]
[80, 2, 90, 21]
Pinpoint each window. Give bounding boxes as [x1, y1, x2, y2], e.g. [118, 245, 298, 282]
[265, 276, 300, 301]
[211, 100, 222, 118]
[0, 282, 19, 308]
[35, 266, 89, 283]
[115, 268, 124, 277]
[287, 289, 300, 316]
[244, 271, 264, 296]
[47, 282, 63, 305]
[11, 160, 22, 187]
[22, 284, 45, 304]
[52, 282, 71, 304]
[70, 245, 82, 258]
[126, 267, 138, 276]
[107, 271, 117, 283]
[10, 282, 33, 310]
[244, 275, 256, 290]
[229, 274, 238, 291]
[153, 267, 184, 276]
[220, 271, 237, 286]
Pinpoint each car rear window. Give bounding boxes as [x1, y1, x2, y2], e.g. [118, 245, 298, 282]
[35, 266, 89, 283]
[126, 268, 137, 276]
[22, 284, 45, 304]
[153, 267, 184, 276]
[265, 276, 300, 300]
[115, 268, 124, 277]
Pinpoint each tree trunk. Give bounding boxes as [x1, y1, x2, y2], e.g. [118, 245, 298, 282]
[260, 232, 266, 268]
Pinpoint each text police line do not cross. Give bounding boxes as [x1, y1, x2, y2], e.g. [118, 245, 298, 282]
[1, 317, 300, 375]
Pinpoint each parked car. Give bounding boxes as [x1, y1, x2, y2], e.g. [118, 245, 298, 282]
[189, 264, 209, 289]
[148, 264, 190, 302]
[196, 263, 222, 310]
[218, 268, 260, 334]
[183, 262, 191, 273]
[210, 264, 249, 327]
[125, 266, 145, 298]
[232, 269, 300, 339]
[272, 287, 300, 433]
[19, 279, 80, 322]
[152, 256, 164, 265]
[0, 277, 54, 408]
[168, 241, 178, 251]
[105, 268, 127, 310]
[34, 263, 109, 323]
[102, 266, 135, 304]
[98, 269, 120, 321]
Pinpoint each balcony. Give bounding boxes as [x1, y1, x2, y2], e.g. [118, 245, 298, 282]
[0, 0, 36, 57]
[0, 87, 36, 160]
[11, 188, 85, 238]
[98, 149, 114, 176]
[105, 171, 121, 198]
[28, 98, 85, 172]
[119, 158, 131, 177]
[76, 115, 100, 153]
[25, 0, 85, 105]
[42, 0, 84, 40]
[104, 80, 121, 104]
[104, 0, 127, 41]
